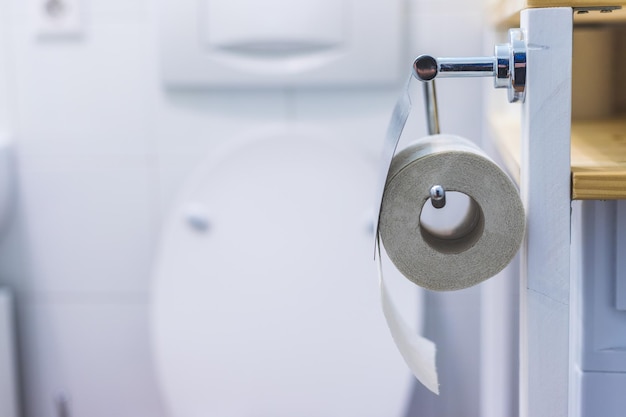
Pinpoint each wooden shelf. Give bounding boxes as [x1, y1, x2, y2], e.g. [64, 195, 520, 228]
[488, 116, 626, 200]
[488, 3, 626, 200]
[491, 0, 626, 28]
[571, 119, 626, 199]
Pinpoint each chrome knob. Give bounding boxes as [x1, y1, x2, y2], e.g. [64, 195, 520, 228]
[429, 185, 446, 209]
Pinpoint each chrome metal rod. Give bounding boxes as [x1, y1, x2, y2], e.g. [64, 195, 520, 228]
[423, 80, 440, 135]
[430, 185, 446, 209]
[437, 56, 496, 78]
[411, 29, 526, 103]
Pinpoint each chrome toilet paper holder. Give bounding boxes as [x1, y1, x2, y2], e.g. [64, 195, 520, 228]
[414, 28, 526, 104]
[416, 28, 526, 208]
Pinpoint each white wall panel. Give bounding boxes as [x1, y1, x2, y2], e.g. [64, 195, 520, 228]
[0, 153, 158, 293]
[18, 299, 165, 417]
[11, 24, 152, 156]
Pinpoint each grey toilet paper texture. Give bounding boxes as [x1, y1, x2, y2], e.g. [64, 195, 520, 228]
[379, 134, 525, 291]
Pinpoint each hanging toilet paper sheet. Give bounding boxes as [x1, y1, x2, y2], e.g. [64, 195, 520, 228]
[375, 77, 525, 395]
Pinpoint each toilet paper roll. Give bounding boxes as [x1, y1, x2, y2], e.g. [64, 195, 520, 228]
[379, 134, 525, 291]
[374, 76, 524, 396]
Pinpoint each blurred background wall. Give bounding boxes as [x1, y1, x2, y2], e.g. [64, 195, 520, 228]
[0, 0, 489, 416]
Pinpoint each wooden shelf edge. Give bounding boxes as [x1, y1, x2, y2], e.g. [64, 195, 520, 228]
[572, 169, 626, 199]
[488, 115, 626, 200]
[491, 1, 626, 28]
[571, 118, 626, 199]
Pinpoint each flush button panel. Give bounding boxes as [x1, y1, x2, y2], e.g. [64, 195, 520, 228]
[158, 0, 403, 88]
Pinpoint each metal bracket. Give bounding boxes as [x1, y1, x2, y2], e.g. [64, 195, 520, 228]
[411, 28, 526, 209]
[574, 5, 621, 14]
[413, 28, 527, 103]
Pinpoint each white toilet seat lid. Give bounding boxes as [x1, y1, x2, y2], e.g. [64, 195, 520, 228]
[151, 128, 413, 417]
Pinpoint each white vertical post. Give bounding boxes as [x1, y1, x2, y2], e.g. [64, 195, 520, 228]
[519, 8, 572, 417]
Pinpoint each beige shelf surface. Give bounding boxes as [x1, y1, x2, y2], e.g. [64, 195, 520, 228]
[488, 115, 626, 200]
[491, 0, 626, 27]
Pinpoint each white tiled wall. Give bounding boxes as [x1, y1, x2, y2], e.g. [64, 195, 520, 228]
[0, 0, 487, 416]
[18, 299, 165, 417]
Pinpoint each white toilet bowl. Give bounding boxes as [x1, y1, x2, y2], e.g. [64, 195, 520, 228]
[151, 126, 413, 417]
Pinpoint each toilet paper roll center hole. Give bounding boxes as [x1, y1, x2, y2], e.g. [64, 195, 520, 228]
[419, 191, 485, 254]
